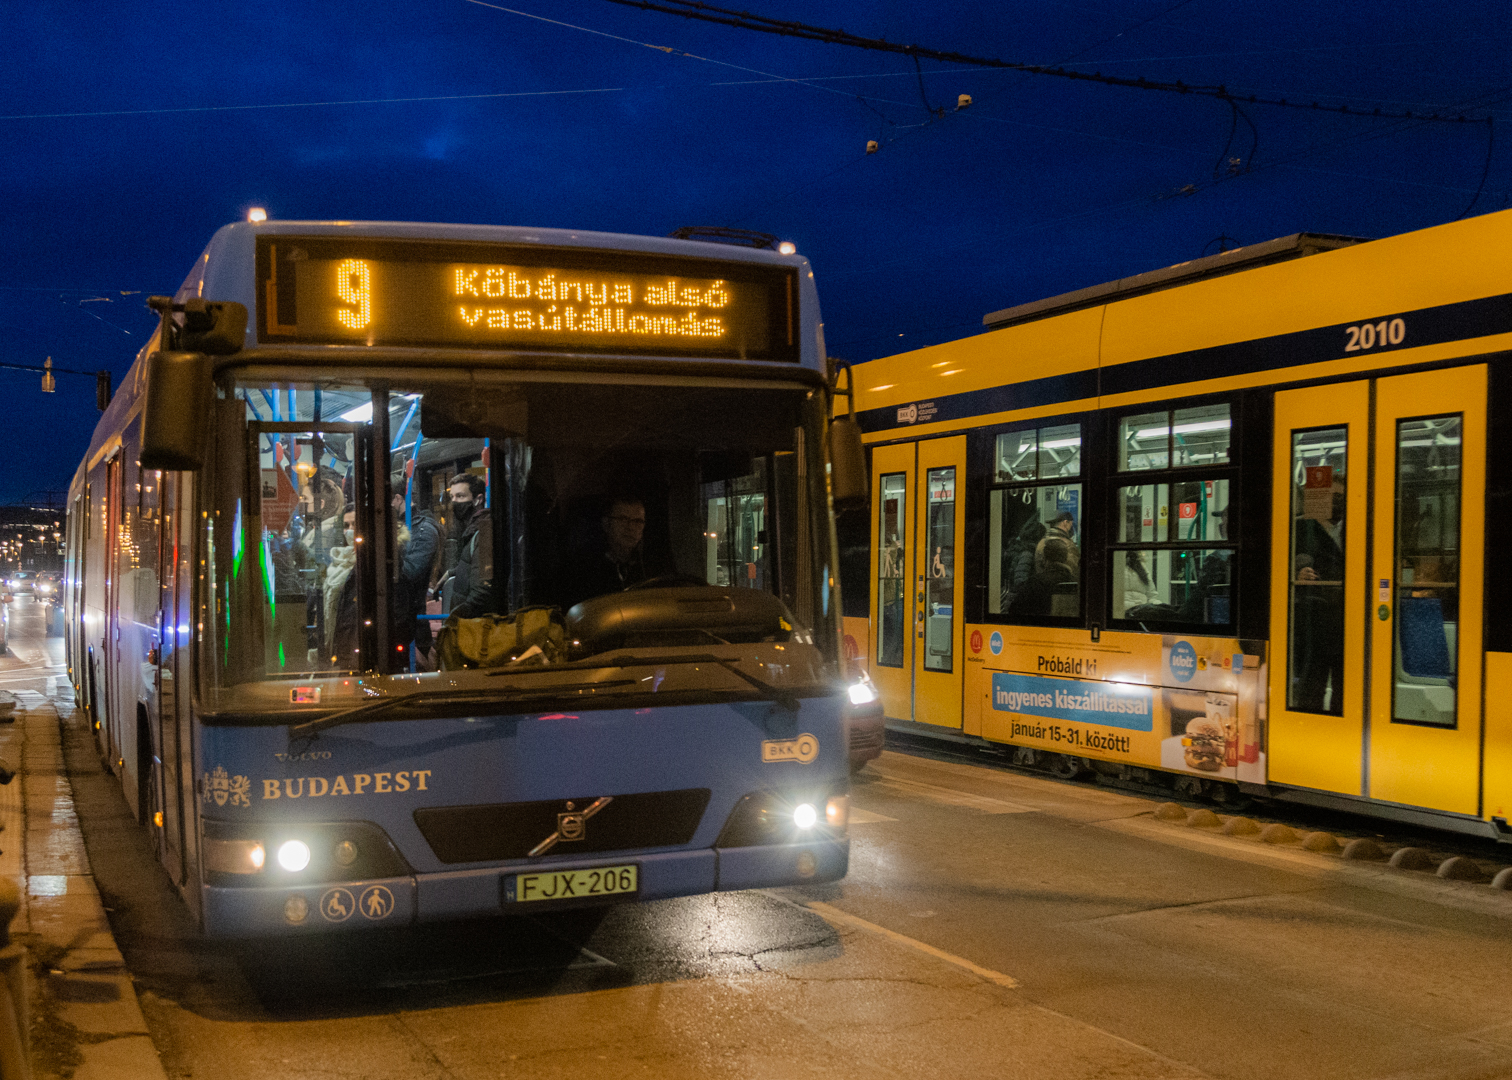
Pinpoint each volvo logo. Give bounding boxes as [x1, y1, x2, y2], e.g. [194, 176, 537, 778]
[529, 796, 613, 856]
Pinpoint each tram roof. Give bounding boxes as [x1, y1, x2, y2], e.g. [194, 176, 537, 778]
[982, 232, 1369, 331]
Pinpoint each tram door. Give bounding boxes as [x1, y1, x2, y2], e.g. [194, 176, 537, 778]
[1268, 366, 1485, 814]
[869, 437, 966, 728]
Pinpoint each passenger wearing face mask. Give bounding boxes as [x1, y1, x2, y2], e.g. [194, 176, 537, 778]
[439, 473, 494, 618]
[308, 506, 362, 668]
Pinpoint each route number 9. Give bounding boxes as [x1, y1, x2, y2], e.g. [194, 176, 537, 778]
[336, 259, 372, 330]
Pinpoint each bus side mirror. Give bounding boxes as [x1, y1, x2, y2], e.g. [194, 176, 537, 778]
[139, 351, 214, 471]
[829, 415, 868, 510]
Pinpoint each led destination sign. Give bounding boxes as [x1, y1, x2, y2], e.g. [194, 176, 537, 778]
[256, 237, 796, 360]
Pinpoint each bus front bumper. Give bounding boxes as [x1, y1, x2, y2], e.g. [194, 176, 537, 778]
[201, 838, 849, 937]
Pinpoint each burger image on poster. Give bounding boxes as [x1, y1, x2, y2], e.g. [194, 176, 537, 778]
[1160, 687, 1238, 776]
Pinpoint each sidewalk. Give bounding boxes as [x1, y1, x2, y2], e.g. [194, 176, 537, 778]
[0, 693, 167, 1080]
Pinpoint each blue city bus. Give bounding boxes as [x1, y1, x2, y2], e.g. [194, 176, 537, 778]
[64, 220, 868, 936]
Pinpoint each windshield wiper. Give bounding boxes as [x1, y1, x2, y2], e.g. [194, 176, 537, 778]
[289, 679, 637, 738]
[540, 652, 804, 711]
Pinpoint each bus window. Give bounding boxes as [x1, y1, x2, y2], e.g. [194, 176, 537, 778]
[1288, 427, 1347, 715]
[988, 422, 1082, 620]
[1392, 414, 1461, 727]
[877, 473, 907, 667]
[201, 378, 837, 697]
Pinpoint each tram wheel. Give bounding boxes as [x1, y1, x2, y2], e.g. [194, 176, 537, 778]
[1046, 753, 1084, 779]
[1172, 776, 1206, 800]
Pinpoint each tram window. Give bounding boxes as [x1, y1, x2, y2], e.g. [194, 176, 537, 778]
[923, 467, 956, 671]
[1110, 402, 1236, 627]
[988, 422, 1083, 621]
[1288, 427, 1347, 716]
[877, 473, 908, 667]
[1119, 403, 1231, 472]
[1392, 414, 1461, 727]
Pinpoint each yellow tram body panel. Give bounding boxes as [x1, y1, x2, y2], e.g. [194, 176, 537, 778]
[847, 207, 1512, 836]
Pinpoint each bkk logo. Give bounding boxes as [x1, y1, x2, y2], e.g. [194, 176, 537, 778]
[762, 734, 819, 764]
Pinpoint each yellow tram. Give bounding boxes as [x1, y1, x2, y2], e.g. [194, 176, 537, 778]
[841, 209, 1512, 839]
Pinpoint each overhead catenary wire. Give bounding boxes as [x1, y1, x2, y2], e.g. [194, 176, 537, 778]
[601, 0, 1498, 124]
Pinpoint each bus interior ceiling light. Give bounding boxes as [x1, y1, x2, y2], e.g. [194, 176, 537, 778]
[277, 839, 312, 872]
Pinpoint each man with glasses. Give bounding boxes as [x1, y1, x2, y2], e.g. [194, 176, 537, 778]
[567, 495, 650, 609]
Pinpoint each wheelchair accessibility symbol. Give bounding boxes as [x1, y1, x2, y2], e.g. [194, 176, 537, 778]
[319, 887, 355, 923]
[359, 885, 395, 920]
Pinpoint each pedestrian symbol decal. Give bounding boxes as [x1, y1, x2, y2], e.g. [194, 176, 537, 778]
[359, 885, 395, 920]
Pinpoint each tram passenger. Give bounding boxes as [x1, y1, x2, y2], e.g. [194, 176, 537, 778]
[1035, 510, 1080, 577]
[439, 473, 494, 618]
[1008, 537, 1075, 617]
[1122, 551, 1155, 612]
[1293, 477, 1346, 713]
[566, 496, 650, 608]
[391, 471, 441, 664]
[1003, 518, 1045, 605]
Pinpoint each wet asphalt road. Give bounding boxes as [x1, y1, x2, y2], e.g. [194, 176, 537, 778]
[9, 601, 1510, 1080]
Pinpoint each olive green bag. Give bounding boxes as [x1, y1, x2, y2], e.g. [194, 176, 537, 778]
[436, 606, 566, 669]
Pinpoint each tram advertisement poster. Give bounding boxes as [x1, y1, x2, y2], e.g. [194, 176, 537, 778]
[972, 626, 1267, 782]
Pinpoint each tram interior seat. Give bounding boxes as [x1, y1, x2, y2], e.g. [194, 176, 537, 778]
[1394, 595, 1456, 724]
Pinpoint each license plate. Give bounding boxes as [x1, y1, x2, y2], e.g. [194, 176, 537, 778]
[509, 864, 638, 904]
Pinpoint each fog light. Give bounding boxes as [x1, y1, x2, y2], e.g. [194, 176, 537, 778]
[284, 895, 309, 924]
[796, 850, 817, 877]
[277, 839, 311, 872]
[203, 838, 265, 875]
[793, 803, 817, 829]
[825, 794, 849, 830]
[334, 839, 358, 867]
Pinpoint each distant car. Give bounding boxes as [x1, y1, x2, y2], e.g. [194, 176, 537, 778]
[4, 572, 34, 595]
[35, 573, 59, 600]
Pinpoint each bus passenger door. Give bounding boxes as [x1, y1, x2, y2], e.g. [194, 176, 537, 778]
[1367, 365, 1485, 814]
[102, 454, 124, 772]
[869, 437, 967, 727]
[1268, 381, 1369, 794]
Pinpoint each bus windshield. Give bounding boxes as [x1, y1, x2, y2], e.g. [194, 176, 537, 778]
[198, 372, 839, 710]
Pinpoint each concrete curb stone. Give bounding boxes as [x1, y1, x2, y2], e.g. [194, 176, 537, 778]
[10, 700, 168, 1080]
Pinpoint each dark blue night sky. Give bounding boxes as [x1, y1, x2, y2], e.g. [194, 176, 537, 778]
[2, 1, 1507, 501]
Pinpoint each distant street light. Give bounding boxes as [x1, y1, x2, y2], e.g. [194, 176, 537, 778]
[41, 357, 55, 393]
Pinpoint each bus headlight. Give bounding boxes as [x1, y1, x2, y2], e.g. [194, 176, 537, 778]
[847, 679, 877, 706]
[277, 839, 312, 872]
[793, 803, 817, 829]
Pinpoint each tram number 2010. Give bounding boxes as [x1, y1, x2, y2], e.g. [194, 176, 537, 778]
[1344, 317, 1405, 353]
